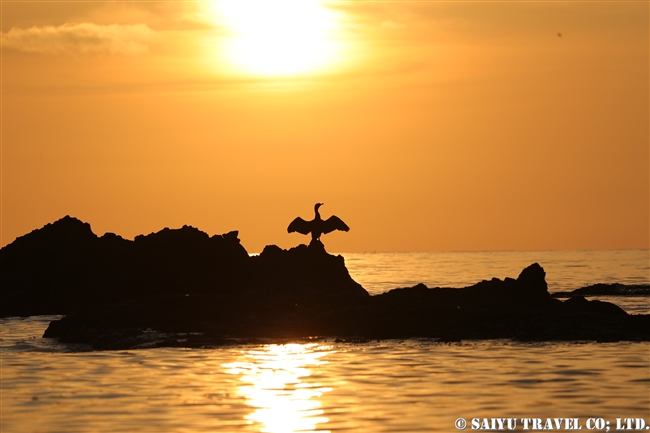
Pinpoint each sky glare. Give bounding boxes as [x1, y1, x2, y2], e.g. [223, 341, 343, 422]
[1, 0, 648, 253]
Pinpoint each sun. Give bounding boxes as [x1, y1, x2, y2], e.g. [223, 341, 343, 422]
[207, 0, 344, 77]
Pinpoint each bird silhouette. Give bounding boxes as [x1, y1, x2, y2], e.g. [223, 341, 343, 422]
[287, 203, 349, 242]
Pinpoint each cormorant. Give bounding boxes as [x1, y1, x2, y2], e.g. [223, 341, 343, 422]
[287, 203, 349, 241]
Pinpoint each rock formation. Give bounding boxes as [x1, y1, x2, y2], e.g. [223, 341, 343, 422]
[552, 283, 650, 298]
[1, 216, 249, 316]
[1, 216, 648, 349]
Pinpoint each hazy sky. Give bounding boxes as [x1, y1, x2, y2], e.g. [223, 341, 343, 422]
[2, 0, 648, 253]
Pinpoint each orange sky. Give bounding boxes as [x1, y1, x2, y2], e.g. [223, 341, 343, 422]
[1, 0, 648, 253]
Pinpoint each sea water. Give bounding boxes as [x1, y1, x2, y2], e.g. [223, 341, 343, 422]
[1, 250, 649, 433]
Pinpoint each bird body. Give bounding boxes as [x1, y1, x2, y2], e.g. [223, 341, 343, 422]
[288, 203, 349, 241]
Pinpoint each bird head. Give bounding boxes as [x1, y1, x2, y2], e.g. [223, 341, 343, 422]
[314, 203, 324, 211]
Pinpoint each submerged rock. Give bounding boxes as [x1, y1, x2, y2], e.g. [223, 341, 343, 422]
[2, 216, 649, 349]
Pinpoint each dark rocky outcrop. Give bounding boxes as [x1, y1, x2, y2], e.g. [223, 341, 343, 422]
[2, 216, 649, 349]
[337, 264, 642, 342]
[552, 283, 650, 298]
[1, 216, 249, 317]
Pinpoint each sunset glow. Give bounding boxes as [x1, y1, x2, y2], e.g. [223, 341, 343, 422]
[1, 1, 648, 252]
[208, 0, 344, 76]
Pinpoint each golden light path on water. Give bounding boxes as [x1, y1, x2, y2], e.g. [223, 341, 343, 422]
[206, 0, 346, 77]
[223, 343, 334, 433]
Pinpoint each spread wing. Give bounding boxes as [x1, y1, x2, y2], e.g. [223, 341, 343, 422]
[287, 217, 312, 234]
[322, 215, 349, 234]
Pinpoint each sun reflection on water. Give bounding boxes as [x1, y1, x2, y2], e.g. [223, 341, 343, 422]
[223, 343, 334, 433]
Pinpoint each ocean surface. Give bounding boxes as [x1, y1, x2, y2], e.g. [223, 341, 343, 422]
[2, 249, 649, 432]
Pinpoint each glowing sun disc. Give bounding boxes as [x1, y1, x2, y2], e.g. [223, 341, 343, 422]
[209, 0, 343, 76]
